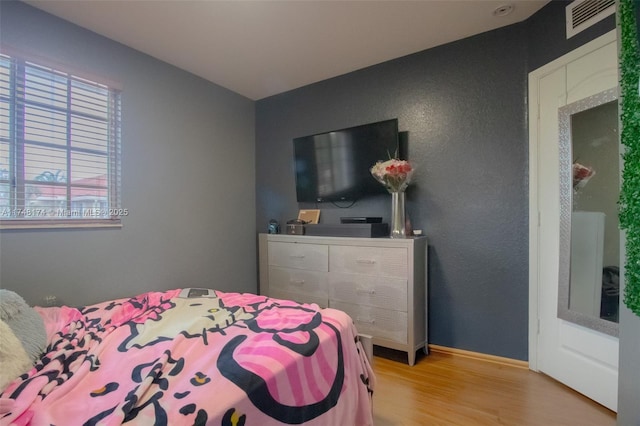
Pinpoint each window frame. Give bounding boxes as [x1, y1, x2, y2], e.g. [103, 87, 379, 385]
[0, 47, 123, 230]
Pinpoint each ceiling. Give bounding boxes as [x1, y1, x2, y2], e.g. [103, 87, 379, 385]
[24, 0, 550, 100]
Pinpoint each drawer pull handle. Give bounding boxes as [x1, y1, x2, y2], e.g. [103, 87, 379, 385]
[356, 317, 376, 325]
[356, 259, 376, 264]
[290, 279, 305, 285]
[290, 254, 306, 259]
[356, 288, 376, 295]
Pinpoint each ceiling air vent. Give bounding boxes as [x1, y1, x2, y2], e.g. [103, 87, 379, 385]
[566, 0, 615, 39]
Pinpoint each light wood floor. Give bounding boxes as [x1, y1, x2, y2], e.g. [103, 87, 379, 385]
[371, 348, 616, 426]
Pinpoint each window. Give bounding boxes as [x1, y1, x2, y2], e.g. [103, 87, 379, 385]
[0, 51, 122, 228]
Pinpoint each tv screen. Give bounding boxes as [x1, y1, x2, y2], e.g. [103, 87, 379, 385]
[293, 119, 400, 202]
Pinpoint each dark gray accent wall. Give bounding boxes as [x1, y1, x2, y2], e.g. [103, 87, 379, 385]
[0, 1, 256, 306]
[256, 24, 530, 360]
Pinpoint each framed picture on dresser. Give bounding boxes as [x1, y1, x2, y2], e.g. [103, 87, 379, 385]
[298, 209, 320, 224]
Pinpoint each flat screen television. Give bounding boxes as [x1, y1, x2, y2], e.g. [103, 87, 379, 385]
[293, 119, 400, 202]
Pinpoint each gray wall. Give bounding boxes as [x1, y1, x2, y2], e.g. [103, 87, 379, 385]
[0, 1, 257, 307]
[256, 24, 530, 360]
[617, 2, 640, 424]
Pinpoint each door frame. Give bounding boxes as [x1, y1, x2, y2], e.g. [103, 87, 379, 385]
[528, 30, 618, 371]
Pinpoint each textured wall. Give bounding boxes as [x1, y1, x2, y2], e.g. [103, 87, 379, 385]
[256, 24, 530, 360]
[0, 2, 256, 306]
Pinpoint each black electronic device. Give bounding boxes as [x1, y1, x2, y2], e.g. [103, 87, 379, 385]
[304, 223, 389, 238]
[293, 119, 402, 202]
[340, 217, 383, 224]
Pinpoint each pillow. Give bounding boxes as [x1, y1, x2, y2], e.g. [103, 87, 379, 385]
[0, 318, 32, 392]
[0, 290, 46, 362]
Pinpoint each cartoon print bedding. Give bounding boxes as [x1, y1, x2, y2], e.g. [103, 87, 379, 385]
[0, 289, 375, 425]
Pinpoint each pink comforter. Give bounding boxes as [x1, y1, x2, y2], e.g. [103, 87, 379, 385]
[0, 289, 374, 425]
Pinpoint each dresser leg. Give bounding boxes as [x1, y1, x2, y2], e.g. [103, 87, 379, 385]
[408, 350, 416, 366]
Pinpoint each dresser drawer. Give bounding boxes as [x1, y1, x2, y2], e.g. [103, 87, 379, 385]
[268, 242, 328, 272]
[329, 246, 407, 278]
[268, 288, 328, 309]
[329, 272, 407, 311]
[269, 266, 328, 299]
[330, 301, 408, 344]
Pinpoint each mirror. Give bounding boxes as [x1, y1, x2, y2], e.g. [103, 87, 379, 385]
[558, 88, 620, 337]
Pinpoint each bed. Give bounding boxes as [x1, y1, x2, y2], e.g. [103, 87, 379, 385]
[0, 288, 375, 425]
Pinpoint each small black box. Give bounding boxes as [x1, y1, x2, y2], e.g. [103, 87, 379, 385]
[286, 224, 305, 235]
[340, 217, 383, 224]
[304, 223, 389, 238]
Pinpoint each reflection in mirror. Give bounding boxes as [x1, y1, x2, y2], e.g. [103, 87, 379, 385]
[571, 100, 619, 321]
[558, 88, 620, 337]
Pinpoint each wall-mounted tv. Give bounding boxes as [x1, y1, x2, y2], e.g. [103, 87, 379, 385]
[293, 119, 400, 203]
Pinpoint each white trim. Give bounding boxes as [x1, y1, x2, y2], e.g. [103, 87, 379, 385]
[528, 73, 540, 371]
[0, 43, 124, 90]
[527, 29, 617, 371]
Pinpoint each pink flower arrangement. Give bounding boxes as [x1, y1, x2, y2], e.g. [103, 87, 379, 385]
[573, 162, 595, 192]
[370, 159, 414, 193]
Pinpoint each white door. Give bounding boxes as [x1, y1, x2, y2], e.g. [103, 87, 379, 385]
[529, 30, 619, 411]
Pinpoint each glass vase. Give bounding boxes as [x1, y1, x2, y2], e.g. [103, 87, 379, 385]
[390, 191, 406, 239]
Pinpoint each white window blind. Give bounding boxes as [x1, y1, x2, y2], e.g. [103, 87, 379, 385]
[0, 52, 122, 227]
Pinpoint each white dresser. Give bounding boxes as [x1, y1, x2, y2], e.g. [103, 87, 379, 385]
[258, 233, 427, 365]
